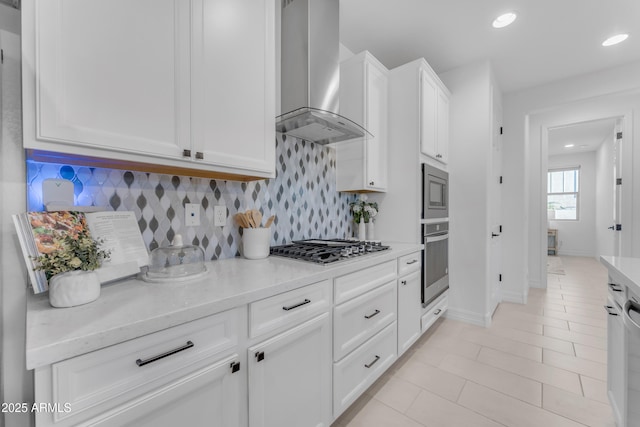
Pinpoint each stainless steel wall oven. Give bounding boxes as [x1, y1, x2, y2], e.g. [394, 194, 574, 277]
[422, 222, 449, 307]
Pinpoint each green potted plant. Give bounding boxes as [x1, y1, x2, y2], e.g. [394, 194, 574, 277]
[33, 229, 110, 308]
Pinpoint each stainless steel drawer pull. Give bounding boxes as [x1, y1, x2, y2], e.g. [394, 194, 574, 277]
[282, 299, 311, 311]
[182, 149, 191, 157]
[401, 280, 407, 285]
[434, 309, 442, 316]
[136, 341, 194, 367]
[609, 283, 623, 292]
[364, 355, 380, 369]
[604, 305, 619, 316]
[406, 259, 418, 265]
[364, 309, 381, 319]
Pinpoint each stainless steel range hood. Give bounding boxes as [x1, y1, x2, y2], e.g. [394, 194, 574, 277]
[276, 0, 371, 145]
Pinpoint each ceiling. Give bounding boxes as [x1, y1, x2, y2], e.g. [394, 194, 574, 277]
[548, 118, 616, 157]
[340, 0, 640, 93]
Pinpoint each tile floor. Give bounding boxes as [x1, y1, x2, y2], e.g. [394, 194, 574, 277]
[332, 256, 616, 427]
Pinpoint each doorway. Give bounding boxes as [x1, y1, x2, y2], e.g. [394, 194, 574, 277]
[534, 110, 633, 289]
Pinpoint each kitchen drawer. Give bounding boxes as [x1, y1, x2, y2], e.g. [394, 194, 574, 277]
[607, 277, 626, 308]
[398, 251, 421, 276]
[333, 322, 397, 418]
[334, 260, 397, 304]
[421, 292, 448, 332]
[333, 280, 397, 361]
[48, 308, 241, 424]
[249, 279, 332, 339]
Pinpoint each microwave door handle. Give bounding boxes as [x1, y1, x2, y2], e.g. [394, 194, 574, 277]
[426, 234, 449, 243]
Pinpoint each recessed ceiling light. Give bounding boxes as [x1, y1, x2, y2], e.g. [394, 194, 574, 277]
[493, 12, 517, 29]
[602, 34, 629, 47]
[564, 144, 575, 148]
[579, 144, 589, 148]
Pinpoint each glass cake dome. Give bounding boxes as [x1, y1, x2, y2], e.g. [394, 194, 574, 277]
[144, 235, 207, 282]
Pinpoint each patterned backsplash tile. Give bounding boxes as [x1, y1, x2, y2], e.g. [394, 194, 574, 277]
[26, 135, 357, 261]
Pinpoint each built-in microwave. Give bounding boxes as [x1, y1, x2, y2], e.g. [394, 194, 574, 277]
[422, 164, 448, 220]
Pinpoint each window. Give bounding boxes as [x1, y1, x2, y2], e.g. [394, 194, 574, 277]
[548, 168, 579, 220]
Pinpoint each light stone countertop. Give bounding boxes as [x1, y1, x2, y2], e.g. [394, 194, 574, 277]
[600, 256, 640, 296]
[26, 243, 422, 370]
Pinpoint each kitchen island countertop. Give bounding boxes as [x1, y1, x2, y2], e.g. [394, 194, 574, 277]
[26, 243, 422, 370]
[600, 256, 640, 295]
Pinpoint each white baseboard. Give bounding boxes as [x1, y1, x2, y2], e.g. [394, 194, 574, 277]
[446, 306, 491, 328]
[501, 289, 527, 304]
[557, 250, 596, 257]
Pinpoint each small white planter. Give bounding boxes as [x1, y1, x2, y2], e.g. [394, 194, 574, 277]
[48, 270, 101, 308]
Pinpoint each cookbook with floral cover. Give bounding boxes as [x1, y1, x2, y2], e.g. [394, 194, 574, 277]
[13, 211, 148, 293]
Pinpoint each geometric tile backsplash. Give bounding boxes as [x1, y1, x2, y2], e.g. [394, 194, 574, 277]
[26, 135, 357, 261]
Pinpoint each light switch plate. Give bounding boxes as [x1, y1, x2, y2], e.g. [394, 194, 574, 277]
[185, 203, 200, 227]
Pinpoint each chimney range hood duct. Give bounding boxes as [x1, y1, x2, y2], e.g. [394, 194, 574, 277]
[276, 0, 371, 145]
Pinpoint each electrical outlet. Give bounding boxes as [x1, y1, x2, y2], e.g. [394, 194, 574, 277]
[214, 205, 226, 227]
[185, 203, 200, 227]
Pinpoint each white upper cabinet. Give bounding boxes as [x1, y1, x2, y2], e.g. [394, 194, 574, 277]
[191, 0, 275, 175]
[22, 0, 275, 180]
[337, 51, 388, 192]
[419, 64, 450, 164]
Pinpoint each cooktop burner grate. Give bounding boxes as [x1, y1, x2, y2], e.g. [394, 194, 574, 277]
[270, 239, 389, 264]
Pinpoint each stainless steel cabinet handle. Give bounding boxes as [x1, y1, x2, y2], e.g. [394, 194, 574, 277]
[604, 305, 619, 316]
[369, 181, 375, 186]
[406, 259, 418, 265]
[282, 299, 311, 311]
[364, 309, 381, 319]
[136, 341, 194, 367]
[195, 152, 204, 160]
[182, 149, 191, 157]
[609, 283, 623, 292]
[434, 309, 442, 315]
[364, 355, 380, 368]
[401, 280, 407, 285]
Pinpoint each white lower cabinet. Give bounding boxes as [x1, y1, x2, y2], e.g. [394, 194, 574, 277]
[83, 354, 243, 427]
[398, 270, 422, 356]
[333, 322, 397, 418]
[421, 291, 448, 332]
[606, 295, 625, 426]
[33, 308, 244, 427]
[248, 312, 332, 427]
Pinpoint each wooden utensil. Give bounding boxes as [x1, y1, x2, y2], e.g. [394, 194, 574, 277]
[251, 209, 262, 228]
[264, 215, 275, 228]
[234, 213, 249, 228]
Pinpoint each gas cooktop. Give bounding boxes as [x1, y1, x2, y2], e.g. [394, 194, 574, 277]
[270, 239, 390, 265]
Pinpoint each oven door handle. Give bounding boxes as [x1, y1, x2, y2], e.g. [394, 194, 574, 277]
[426, 233, 449, 243]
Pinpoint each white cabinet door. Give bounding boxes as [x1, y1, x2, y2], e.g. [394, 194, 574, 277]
[397, 270, 422, 356]
[191, 0, 275, 176]
[419, 67, 449, 164]
[436, 88, 450, 164]
[419, 69, 438, 160]
[89, 355, 243, 427]
[607, 298, 626, 427]
[364, 61, 388, 191]
[337, 51, 388, 192]
[30, 0, 190, 159]
[248, 313, 332, 427]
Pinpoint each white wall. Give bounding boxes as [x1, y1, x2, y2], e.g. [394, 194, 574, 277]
[595, 130, 616, 258]
[440, 61, 495, 326]
[547, 151, 596, 257]
[502, 60, 640, 298]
